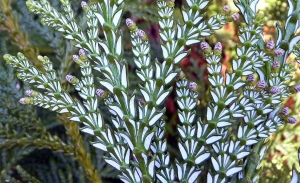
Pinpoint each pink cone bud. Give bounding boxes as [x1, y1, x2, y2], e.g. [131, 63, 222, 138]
[137, 29, 148, 41]
[222, 5, 230, 13]
[247, 74, 255, 82]
[200, 42, 210, 51]
[189, 82, 198, 91]
[257, 80, 267, 89]
[266, 39, 275, 49]
[274, 48, 285, 56]
[288, 116, 297, 124]
[231, 12, 239, 21]
[270, 86, 280, 94]
[281, 107, 290, 116]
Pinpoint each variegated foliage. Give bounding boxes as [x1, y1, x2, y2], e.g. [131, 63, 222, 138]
[3, 0, 300, 182]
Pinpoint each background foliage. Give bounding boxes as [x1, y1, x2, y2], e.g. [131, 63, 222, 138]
[0, 0, 299, 182]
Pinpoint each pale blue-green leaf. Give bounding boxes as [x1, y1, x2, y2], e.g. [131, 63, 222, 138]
[105, 159, 120, 170]
[217, 122, 231, 127]
[206, 136, 222, 144]
[65, 35, 73, 39]
[186, 0, 192, 6]
[199, 0, 209, 9]
[113, 9, 123, 26]
[237, 152, 250, 159]
[226, 167, 242, 176]
[290, 169, 298, 183]
[99, 42, 109, 54]
[287, 0, 294, 17]
[195, 153, 210, 164]
[182, 11, 188, 22]
[250, 0, 259, 13]
[82, 127, 94, 135]
[109, 105, 124, 119]
[165, 73, 177, 84]
[93, 142, 107, 151]
[94, 13, 105, 26]
[120, 134, 134, 150]
[116, 37, 122, 55]
[129, 96, 136, 117]
[188, 170, 201, 183]
[70, 116, 80, 122]
[144, 132, 154, 150]
[121, 66, 127, 88]
[161, 45, 168, 58]
[289, 36, 300, 53]
[124, 148, 130, 164]
[276, 22, 283, 46]
[174, 52, 187, 64]
[246, 140, 258, 145]
[148, 159, 155, 177]
[99, 81, 114, 93]
[186, 39, 200, 46]
[178, 144, 187, 159]
[176, 164, 183, 179]
[156, 90, 170, 105]
[140, 89, 150, 101]
[149, 112, 163, 126]
[156, 175, 167, 183]
[211, 157, 220, 171]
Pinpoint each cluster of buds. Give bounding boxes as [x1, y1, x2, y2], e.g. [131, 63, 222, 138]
[281, 107, 298, 124]
[73, 49, 88, 65]
[265, 39, 285, 56]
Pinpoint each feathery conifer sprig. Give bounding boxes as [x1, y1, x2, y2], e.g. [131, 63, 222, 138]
[3, 0, 300, 182]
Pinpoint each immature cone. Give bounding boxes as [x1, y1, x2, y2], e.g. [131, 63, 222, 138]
[66, 75, 79, 84]
[257, 80, 267, 89]
[79, 49, 88, 62]
[189, 82, 198, 91]
[293, 84, 300, 93]
[281, 107, 290, 116]
[137, 29, 148, 41]
[81, 1, 89, 12]
[96, 89, 108, 98]
[266, 39, 275, 50]
[222, 5, 230, 13]
[19, 97, 33, 105]
[73, 55, 83, 65]
[274, 48, 285, 56]
[25, 89, 39, 97]
[231, 12, 239, 21]
[272, 61, 280, 72]
[288, 116, 297, 124]
[214, 42, 222, 55]
[247, 74, 255, 82]
[200, 41, 211, 54]
[270, 86, 280, 94]
[126, 18, 138, 32]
